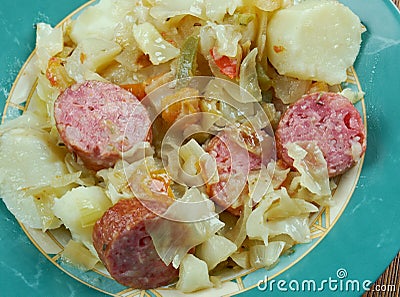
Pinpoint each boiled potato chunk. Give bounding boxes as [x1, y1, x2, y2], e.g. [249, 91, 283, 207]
[267, 0, 362, 85]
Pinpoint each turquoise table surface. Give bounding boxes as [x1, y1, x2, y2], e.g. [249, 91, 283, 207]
[1, 1, 399, 296]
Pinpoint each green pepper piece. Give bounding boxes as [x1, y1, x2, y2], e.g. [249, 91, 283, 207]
[176, 35, 199, 85]
[256, 63, 273, 91]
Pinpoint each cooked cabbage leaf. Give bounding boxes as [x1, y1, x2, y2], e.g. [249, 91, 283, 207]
[145, 188, 224, 268]
[176, 254, 213, 293]
[246, 191, 279, 245]
[133, 22, 180, 65]
[35, 23, 63, 73]
[287, 141, 331, 197]
[0, 123, 68, 230]
[195, 234, 237, 270]
[267, 215, 311, 244]
[200, 22, 242, 58]
[240, 48, 262, 102]
[52, 186, 112, 255]
[249, 241, 285, 269]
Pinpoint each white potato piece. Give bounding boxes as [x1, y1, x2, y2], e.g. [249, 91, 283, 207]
[195, 234, 237, 270]
[267, 0, 362, 85]
[176, 254, 213, 293]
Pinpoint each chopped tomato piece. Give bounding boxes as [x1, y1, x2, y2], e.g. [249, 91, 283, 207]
[209, 48, 239, 79]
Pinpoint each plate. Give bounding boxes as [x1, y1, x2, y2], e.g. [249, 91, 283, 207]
[0, 1, 399, 296]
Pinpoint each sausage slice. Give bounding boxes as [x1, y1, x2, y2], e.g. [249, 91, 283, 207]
[275, 92, 366, 177]
[54, 80, 152, 171]
[92, 198, 178, 289]
[205, 131, 262, 216]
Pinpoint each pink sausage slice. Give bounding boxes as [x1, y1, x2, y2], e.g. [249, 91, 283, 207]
[205, 131, 262, 216]
[92, 198, 178, 289]
[275, 92, 366, 177]
[54, 80, 152, 171]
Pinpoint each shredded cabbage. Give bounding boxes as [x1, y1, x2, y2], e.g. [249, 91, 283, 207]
[176, 254, 213, 293]
[200, 22, 242, 58]
[230, 250, 251, 269]
[240, 48, 262, 102]
[288, 174, 334, 206]
[249, 241, 285, 269]
[52, 186, 112, 254]
[255, 10, 269, 62]
[179, 139, 219, 185]
[219, 194, 252, 248]
[270, 71, 312, 104]
[246, 0, 282, 11]
[35, 23, 63, 73]
[64, 153, 98, 187]
[195, 234, 237, 270]
[350, 138, 363, 162]
[340, 87, 365, 104]
[133, 22, 180, 65]
[0, 125, 68, 230]
[69, 0, 120, 43]
[246, 192, 279, 245]
[96, 143, 154, 204]
[35, 73, 61, 123]
[269, 160, 291, 189]
[61, 240, 99, 271]
[127, 156, 175, 202]
[246, 187, 316, 246]
[204, 0, 242, 22]
[266, 187, 318, 219]
[287, 142, 331, 197]
[247, 164, 273, 204]
[150, 0, 243, 23]
[65, 38, 121, 83]
[267, 215, 311, 244]
[145, 188, 224, 268]
[150, 0, 205, 20]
